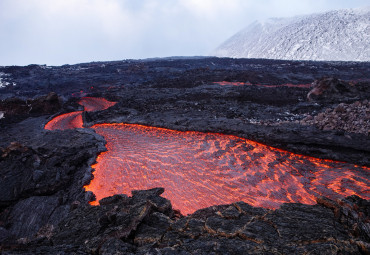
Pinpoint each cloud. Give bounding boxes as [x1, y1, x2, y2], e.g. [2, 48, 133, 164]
[179, 0, 246, 19]
[0, 0, 369, 65]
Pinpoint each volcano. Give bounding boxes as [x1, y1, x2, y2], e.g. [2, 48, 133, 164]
[213, 7, 370, 61]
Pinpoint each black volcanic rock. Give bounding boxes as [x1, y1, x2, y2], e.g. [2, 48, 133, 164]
[307, 77, 357, 101]
[1, 189, 368, 254]
[0, 128, 101, 208]
[28, 92, 62, 114]
[0, 92, 62, 123]
[301, 100, 370, 135]
[0, 116, 106, 246]
[7, 196, 60, 239]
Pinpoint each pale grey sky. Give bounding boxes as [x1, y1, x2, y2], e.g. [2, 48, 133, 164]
[0, 0, 369, 66]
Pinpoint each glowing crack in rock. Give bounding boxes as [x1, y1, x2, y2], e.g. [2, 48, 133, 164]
[44, 111, 84, 130]
[214, 81, 312, 88]
[45, 97, 369, 215]
[44, 97, 116, 130]
[85, 123, 369, 215]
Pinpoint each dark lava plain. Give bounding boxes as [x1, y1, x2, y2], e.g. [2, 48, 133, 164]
[0, 57, 369, 254]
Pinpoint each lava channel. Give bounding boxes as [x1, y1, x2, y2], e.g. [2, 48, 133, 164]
[44, 97, 116, 130]
[44, 111, 83, 130]
[214, 81, 312, 88]
[44, 97, 369, 215]
[84, 123, 370, 215]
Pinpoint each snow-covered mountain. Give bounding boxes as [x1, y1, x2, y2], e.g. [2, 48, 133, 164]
[212, 7, 370, 61]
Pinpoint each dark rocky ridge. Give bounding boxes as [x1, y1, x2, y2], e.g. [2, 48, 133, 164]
[1, 57, 369, 100]
[0, 57, 369, 254]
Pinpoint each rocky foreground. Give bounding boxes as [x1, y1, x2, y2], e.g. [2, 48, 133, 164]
[1, 188, 370, 254]
[0, 57, 369, 254]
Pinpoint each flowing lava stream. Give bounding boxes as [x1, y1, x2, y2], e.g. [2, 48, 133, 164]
[46, 97, 370, 215]
[214, 81, 312, 88]
[44, 111, 83, 130]
[85, 124, 369, 215]
[44, 97, 116, 130]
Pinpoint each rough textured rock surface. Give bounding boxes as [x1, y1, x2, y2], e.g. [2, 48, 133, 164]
[307, 77, 357, 101]
[0, 116, 106, 246]
[301, 100, 370, 135]
[0, 92, 61, 123]
[1, 189, 369, 254]
[0, 58, 369, 254]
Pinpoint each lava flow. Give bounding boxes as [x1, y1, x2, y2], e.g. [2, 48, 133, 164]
[84, 123, 370, 215]
[44, 97, 116, 130]
[45, 97, 369, 216]
[214, 81, 312, 88]
[44, 111, 83, 130]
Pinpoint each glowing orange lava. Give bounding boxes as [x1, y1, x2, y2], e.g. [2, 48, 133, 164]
[216, 81, 250, 86]
[44, 111, 83, 130]
[84, 123, 370, 215]
[44, 97, 116, 130]
[214, 81, 311, 88]
[44, 97, 369, 215]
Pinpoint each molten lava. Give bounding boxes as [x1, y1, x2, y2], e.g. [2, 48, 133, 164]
[44, 97, 116, 130]
[44, 111, 83, 130]
[84, 123, 370, 215]
[214, 81, 311, 88]
[45, 97, 369, 215]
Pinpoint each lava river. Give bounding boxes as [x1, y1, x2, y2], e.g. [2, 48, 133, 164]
[46, 97, 369, 215]
[45, 97, 116, 130]
[85, 124, 369, 215]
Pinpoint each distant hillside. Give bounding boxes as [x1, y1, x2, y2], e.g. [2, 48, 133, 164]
[212, 7, 370, 61]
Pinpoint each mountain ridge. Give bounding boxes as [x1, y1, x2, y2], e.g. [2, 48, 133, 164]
[212, 7, 370, 61]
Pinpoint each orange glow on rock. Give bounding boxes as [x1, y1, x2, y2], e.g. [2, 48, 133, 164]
[44, 111, 83, 130]
[214, 81, 311, 88]
[78, 97, 117, 112]
[215, 81, 249, 86]
[84, 123, 370, 215]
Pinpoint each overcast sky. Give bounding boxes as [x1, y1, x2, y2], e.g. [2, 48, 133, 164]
[0, 0, 368, 66]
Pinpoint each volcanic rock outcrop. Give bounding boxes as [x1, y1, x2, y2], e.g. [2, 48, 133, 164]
[307, 77, 357, 101]
[301, 100, 370, 135]
[2, 188, 370, 254]
[0, 92, 61, 122]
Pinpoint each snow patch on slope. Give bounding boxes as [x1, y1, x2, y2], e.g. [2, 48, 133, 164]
[0, 72, 16, 88]
[212, 7, 370, 61]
